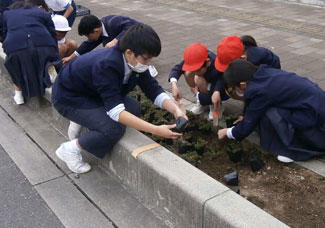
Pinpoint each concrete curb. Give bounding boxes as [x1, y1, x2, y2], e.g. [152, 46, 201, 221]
[0, 45, 289, 228]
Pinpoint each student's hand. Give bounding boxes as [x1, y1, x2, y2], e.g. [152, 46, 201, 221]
[171, 82, 182, 101]
[154, 124, 182, 139]
[218, 128, 228, 140]
[105, 38, 118, 48]
[62, 54, 76, 65]
[211, 91, 221, 108]
[233, 115, 244, 125]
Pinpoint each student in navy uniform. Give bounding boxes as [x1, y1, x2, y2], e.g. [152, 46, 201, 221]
[215, 35, 281, 73]
[240, 35, 281, 69]
[0, 0, 22, 42]
[45, 0, 76, 27]
[169, 43, 228, 120]
[2, 0, 60, 104]
[218, 59, 325, 162]
[52, 24, 187, 173]
[62, 14, 140, 64]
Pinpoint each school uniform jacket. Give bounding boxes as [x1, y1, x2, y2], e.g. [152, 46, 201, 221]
[232, 65, 325, 141]
[52, 46, 165, 114]
[246, 46, 281, 69]
[75, 15, 140, 56]
[168, 50, 225, 97]
[2, 6, 57, 54]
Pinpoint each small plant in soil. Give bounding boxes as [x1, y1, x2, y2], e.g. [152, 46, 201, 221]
[197, 121, 212, 134]
[226, 142, 243, 163]
[224, 114, 238, 128]
[177, 140, 193, 154]
[194, 138, 208, 155]
[180, 151, 201, 166]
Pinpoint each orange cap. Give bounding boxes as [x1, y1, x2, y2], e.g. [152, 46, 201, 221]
[215, 36, 244, 72]
[182, 43, 208, 72]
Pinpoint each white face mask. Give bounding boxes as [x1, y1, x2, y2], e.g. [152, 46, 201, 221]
[57, 37, 66, 44]
[128, 61, 149, 73]
[235, 90, 244, 97]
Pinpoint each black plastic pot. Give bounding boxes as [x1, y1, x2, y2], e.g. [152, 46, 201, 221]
[224, 171, 239, 186]
[249, 155, 265, 172]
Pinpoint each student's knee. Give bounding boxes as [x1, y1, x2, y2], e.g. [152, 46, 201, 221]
[184, 71, 196, 88]
[68, 39, 78, 51]
[194, 75, 208, 93]
[101, 123, 126, 140]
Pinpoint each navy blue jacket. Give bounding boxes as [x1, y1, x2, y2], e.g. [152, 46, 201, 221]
[168, 51, 225, 94]
[246, 46, 281, 69]
[232, 65, 325, 141]
[76, 15, 140, 55]
[52, 46, 165, 112]
[0, 0, 21, 41]
[2, 7, 57, 54]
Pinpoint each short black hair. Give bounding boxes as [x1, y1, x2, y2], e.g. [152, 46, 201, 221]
[78, 15, 101, 36]
[240, 35, 257, 50]
[223, 59, 257, 88]
[119, 24, 161, 57]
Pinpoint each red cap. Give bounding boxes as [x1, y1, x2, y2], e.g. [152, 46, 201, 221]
[215, 36, 244, 72]
[182, 43, 208, 71]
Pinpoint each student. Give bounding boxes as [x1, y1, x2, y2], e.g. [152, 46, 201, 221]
[45, 0, 76, 27]
[62, 14, 140, 64]
[2, 0, 60, 104]
[218, 59, 325, 162]
[52, 14, 77, 58]
[240, 35, 281, 69]
[169, 43, 228, 120]
[215, 35, 281, 73]
[52, 24, 187, 173]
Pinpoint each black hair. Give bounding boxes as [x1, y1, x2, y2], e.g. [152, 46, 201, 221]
[78, 15, 101, 36]
[119, 24, 161, 57]
[240, 35, 257, 50]
[9, 0, 49, 11]
[223, 59, 257, 88]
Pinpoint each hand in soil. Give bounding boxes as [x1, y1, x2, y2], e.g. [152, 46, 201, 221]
[154, 124, 182, 139]
[218, 128, 228, 140]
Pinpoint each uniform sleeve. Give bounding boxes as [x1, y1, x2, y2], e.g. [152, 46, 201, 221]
[58, 0, 71, 9]
[138, 71, 165, 102]
[107, 16, 139, 40]
[232, 94, 271, 141]
[75, 37, 104, 55]
[1, 12, 7, 41]
[168, 60, 184, 82]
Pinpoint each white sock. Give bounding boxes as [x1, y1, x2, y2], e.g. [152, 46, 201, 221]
[65, 139, 81, 153]
[15, 90, 23, 96]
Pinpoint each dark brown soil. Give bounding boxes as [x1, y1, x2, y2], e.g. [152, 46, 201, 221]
[131, 89, 325, 228]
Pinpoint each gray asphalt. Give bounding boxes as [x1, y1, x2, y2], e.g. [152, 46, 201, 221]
[0, 144, 64, 228]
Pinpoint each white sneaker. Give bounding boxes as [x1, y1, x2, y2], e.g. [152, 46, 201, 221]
[277, 155, 294, 163]
[56, 142, 91, 173]
[68, 121, 82, 140]
[13, 91, 24, 105]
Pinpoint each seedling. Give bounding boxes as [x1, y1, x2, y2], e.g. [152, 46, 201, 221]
[224, 171, 239, 186]
[226, 143, 243, 163]
[249, 155, 265, 172]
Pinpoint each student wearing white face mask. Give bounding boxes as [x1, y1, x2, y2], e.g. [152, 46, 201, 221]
[51, 24, 187, 173]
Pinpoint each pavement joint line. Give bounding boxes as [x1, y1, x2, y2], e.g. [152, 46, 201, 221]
[33, 174, 66, 187]
[201, 189, 230, 228]
[146, 0, 325, 38]
[0, 102, 118, 227]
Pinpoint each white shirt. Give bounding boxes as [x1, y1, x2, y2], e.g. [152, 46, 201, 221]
[45, 0, 71, 12]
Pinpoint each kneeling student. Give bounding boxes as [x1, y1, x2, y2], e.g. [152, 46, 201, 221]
[52, 14, 77, 58]
[52, 24, 187, 173]
[218, 59, 325, 163]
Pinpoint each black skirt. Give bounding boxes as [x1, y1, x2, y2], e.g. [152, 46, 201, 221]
[4, 43, 60, 98]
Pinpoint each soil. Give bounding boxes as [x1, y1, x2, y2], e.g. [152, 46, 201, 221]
[131, 89, 325, 228]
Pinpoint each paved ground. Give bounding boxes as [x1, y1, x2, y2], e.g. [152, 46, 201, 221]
[0, 145, 64, 228]
[71, 0, 325, 103]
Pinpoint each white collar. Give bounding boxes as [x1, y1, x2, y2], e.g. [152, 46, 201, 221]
[101, 22, 108, 37]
